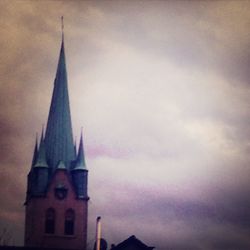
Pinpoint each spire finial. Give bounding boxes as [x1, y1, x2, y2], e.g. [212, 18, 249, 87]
[61, 16, 64, 41]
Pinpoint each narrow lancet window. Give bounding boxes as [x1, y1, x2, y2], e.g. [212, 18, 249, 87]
[64, 209, 75, 235]
[45, 208, 55, 234]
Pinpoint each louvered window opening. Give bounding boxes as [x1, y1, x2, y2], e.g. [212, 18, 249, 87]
[45, 208, 55, 234]
[64, 209, 75, 235]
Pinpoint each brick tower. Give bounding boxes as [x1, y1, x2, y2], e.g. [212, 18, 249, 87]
[24, 26, 89, 250]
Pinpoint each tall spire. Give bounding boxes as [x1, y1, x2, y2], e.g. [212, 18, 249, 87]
[45, 21, 74, 170]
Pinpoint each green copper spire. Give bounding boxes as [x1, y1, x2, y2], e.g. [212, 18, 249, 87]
[45, 36, 74, 170]
[34, 130, 48, 168]
[73, 131, 86, 170]
[31, 134, 38, 167]
[74, 137, 77, 158]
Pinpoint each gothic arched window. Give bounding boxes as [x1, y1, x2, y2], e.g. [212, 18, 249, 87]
[64, 209, 75, 235]
[45, 208, 55, 234]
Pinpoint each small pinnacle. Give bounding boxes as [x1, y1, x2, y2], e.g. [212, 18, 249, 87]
[42, 124, 45, 139]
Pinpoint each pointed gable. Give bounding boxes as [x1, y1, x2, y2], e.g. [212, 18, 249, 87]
[45, 39, 74, 170]
[111, 235, 154, 250]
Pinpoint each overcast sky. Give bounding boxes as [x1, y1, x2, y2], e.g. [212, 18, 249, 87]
[1, 0, 250, 249]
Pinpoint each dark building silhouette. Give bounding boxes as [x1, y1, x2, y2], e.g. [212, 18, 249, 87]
[110, 235, 154, 250]
[24, 32, 89, 250]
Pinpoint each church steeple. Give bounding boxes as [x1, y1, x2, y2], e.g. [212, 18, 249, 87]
[25, 21, 89, 249]
[44, 31, 74, 170]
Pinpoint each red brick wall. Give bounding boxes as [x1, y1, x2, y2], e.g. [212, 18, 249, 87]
[25, 169, 88, 250]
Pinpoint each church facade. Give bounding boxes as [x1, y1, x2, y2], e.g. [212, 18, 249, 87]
[24, 34, 89, 250]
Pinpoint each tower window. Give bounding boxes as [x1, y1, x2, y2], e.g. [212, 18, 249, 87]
[64, 209, 75, 235]
[45, 208, 55, 234]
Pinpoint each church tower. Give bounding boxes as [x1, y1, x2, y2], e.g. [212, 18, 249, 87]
[24, 23, 89, 250]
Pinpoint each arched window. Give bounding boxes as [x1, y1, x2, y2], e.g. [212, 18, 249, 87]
[45, 208, 55, 234]
[64, 209, 75, 235]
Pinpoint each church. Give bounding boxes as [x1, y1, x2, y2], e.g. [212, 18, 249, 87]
[24, 29, 89, 250]
[22, 22, 154, 250]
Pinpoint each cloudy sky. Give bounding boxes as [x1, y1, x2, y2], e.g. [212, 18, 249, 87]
[1, 0, 250, 249]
